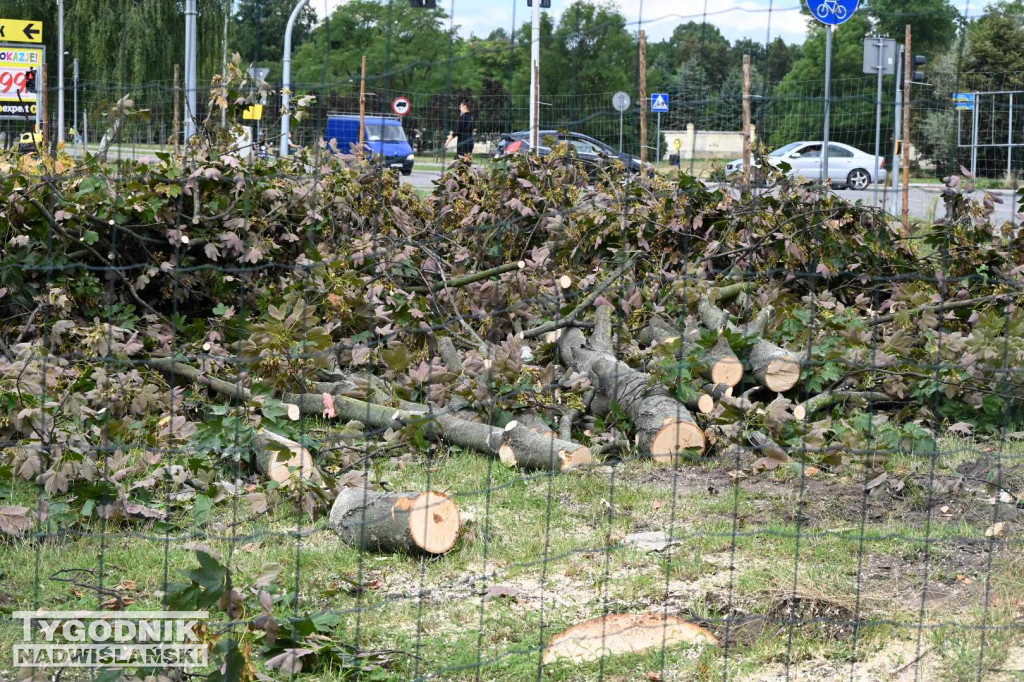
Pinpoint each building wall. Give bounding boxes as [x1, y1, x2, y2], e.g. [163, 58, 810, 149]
[662, 124, 757, 160]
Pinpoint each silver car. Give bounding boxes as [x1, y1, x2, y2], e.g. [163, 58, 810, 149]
[725, 141, 887, 190]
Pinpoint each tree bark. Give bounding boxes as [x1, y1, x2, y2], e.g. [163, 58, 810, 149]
[558, 328, 705, 462]
[330, 488, 461, 555]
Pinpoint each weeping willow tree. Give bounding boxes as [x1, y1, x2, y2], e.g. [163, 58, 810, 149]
[2, 0, 226, 89]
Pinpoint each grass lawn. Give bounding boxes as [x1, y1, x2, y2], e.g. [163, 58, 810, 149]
[1, 437, 1021, 680]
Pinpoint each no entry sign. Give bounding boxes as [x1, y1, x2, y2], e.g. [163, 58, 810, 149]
[392, 96, 410, 116]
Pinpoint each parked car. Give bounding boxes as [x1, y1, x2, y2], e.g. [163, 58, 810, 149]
[725, 141, 886, 190]
[494, 130, 646, 173]
[325, 114, 415, 175]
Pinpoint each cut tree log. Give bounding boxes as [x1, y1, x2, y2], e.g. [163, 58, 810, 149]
[558, 327, 705, 461]
[253, 430, 320, 483]
[542, 612, 717, 664]
[684, 392, 715, 415]
[748, 339, 802, 393]
[697, 298, 801, 393]
[642, 317, 744, 388]
[330, 487, 461, 554]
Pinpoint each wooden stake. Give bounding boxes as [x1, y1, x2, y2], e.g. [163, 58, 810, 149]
[173, 64, 181, 158]
[742, 54, 752, 185]
[639, 30, 648, 167]
[359, 55, 367, 159]
[902, 25, 912, 232]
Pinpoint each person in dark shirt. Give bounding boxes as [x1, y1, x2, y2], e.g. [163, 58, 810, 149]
[445, 99, 475, 158]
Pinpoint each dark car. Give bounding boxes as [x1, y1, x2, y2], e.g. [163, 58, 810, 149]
[494, 130, 645, 173]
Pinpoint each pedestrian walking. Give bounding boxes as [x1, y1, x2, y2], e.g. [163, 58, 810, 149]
[445, 99, 475, 160]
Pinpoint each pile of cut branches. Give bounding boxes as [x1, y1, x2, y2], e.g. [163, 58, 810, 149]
[1, 141, 1022, 520]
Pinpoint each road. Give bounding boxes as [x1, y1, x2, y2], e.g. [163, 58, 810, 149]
[402, 169, 1021, 223]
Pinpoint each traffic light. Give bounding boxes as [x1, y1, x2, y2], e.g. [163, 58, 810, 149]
[409, 0, 436, 6]
[912, 55, 926, 84]
[24, 68, 36, 93]
[527, 0, 552, 6]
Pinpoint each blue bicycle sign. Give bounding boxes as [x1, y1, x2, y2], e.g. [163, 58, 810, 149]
[807, 0, 858, 25]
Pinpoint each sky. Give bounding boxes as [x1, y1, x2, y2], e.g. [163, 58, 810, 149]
[310, 0, 984, 46]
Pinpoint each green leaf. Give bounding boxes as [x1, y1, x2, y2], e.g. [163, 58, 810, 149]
[82, 230, 99, 245]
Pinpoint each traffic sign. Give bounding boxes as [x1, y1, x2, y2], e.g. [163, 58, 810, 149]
[650, 93, 669, 112]
[247, 66, 270, 81]
[673, 138, 682, 150]
[392, 96, 411, 116]
[953, 93, 976, 111]
[242, 104, 264, 120]
[807, 0, 858, 25]
[0, 19, 43, 44]
[612, 92, 630, 113]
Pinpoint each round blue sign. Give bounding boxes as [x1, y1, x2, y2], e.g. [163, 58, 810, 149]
[807, 0, 859, 25]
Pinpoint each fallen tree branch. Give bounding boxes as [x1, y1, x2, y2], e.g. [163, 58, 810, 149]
[795, 390, 892, 420]
[867, 293, 1015, 327]
[409, 261, 525, 294]
[522, 256, 637, 340]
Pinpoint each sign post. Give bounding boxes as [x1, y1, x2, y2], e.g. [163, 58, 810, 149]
[651, 93, 668, 166]
[863, 36, 896, 203]
[247, 66, 270, 154]
[612, 91, 630, 154]
[808, 0, 859, 185]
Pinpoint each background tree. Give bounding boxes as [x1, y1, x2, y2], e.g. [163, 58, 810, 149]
[232, 0, 317, 72]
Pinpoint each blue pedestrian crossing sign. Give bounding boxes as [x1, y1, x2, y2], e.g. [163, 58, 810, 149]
[650, 93, 669, 112]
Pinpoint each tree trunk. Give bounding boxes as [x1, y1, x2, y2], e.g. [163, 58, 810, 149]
[558, 328, 705, 462]
[330, 488, 461, 555]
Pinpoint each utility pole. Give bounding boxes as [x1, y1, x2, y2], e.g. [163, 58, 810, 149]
[73, 58, 79, 147]
[222, 0, 229, 128]
[174, 64, 181, 157]
[872, 36, 885, 206]
[58, 0, 66, 144]
[639, 30, 647, 166]
[184, 0, 198, 142]
[902, 24, 911, 232]
[280, 0, 310, 157]
[742, 54, 752, 184]
[529, 0, 541, 150]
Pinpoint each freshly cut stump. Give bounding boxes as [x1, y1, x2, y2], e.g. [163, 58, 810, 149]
[748, 340, 801, 393]
[543, 612, 718, 664]
[254, 430, 319, 483]
[330, 488, 461, 555]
